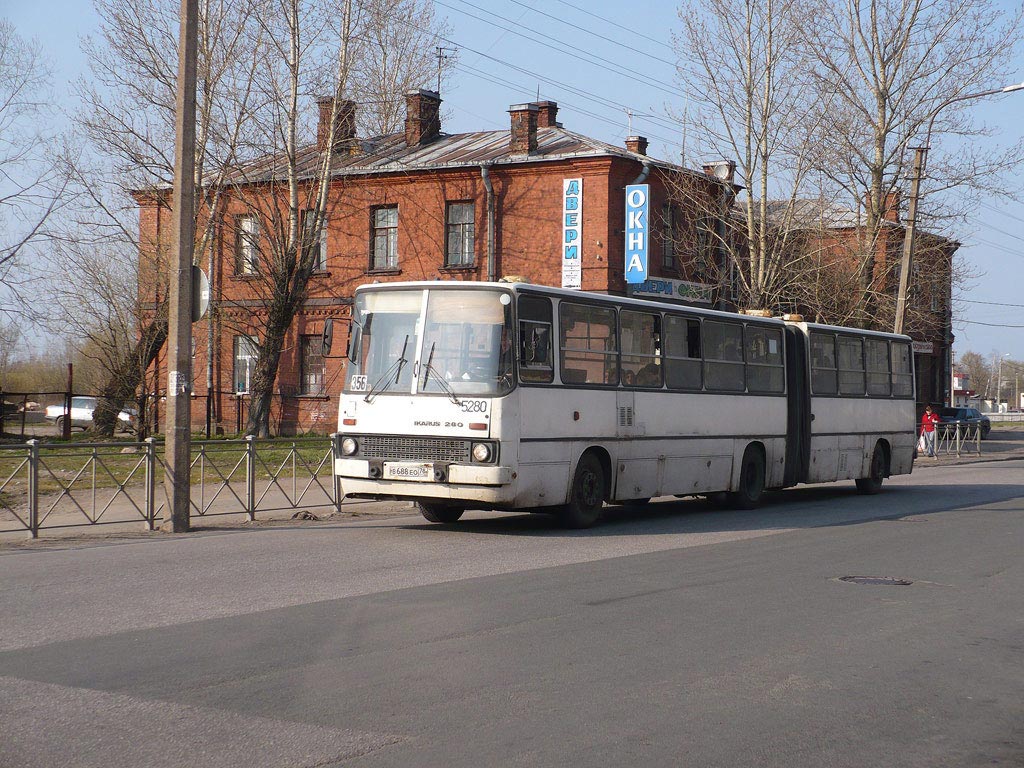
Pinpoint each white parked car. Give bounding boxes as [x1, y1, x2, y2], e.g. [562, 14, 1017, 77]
[45, 397, 135, 432]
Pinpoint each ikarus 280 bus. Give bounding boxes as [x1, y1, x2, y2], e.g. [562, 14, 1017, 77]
[335, 281, 916, 527]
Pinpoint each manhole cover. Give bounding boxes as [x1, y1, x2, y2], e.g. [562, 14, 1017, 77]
[838, 576, 913, 586]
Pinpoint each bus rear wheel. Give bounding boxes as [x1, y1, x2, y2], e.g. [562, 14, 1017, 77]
[418, 502, 464, 524]
[856, 443, 887, 495]
[557, 452, 606, 529]
[728, 446, 765, 509]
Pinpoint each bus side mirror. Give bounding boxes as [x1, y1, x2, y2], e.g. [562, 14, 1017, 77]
[347, 326, 361, 362]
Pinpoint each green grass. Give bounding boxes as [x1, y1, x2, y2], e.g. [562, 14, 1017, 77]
[0, 437, 333, 508]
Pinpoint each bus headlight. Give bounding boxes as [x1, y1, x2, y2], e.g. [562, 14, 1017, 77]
[471, 442, 492, 463]
[341, 437, 358, 456]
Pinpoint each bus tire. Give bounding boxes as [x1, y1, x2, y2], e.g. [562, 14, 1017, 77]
[856, 443, 887, 495]
[729, 445, 765, 510]
[418, 502, 464, 524]
[557, 452, 606, 529]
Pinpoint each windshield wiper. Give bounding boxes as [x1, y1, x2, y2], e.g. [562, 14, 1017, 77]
[364, 335, 409, 403]
[419, 341, 461, 405]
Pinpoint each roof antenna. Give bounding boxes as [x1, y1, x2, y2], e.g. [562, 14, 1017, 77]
[537, 84, 541, 101]
[435, 46, 454, 94]
[625, 108, 633, 135]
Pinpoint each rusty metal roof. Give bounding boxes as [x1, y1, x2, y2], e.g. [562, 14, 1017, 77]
[220, 125, 711, 186]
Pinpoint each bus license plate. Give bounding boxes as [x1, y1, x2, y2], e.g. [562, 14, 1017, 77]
[384, 462, 434, 481]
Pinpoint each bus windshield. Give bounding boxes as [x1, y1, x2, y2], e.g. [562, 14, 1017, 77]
[346, 288, 514, 397]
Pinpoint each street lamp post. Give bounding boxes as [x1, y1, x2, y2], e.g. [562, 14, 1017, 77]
[893, 81, 1024, 346]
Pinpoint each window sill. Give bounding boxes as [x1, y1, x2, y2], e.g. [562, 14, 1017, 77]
[439, 265, 477, 273]
[295, 393, 331, 400]
[366, 268, 402, 276]
[231, 273, 260, 280]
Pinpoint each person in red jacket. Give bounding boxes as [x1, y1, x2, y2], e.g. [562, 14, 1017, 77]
[920, 404, 940, 458]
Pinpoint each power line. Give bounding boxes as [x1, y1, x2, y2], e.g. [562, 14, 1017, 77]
[454, 62, 683, 149]
[547, 0, 675, 52]
[434, 0, 684, 101]
[959, 298, 1024, 308]
[955, 318, 1024, 328]
[500, 0, 679, 68]
[446, 41, 681, 133]
[372, 6, 689, 150]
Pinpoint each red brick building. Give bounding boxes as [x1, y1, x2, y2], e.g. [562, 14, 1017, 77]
[136, 90, 731, 434]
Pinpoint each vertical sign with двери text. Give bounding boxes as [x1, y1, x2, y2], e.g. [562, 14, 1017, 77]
[562, 178, 582, 289]
[625, 184, 649, 284]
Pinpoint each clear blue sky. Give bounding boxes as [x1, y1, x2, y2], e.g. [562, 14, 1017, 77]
[5, 0, 1024, 364]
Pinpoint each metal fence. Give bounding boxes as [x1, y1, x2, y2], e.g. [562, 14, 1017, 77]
[0, 435, 343, 538]
[934, 423, 982, 457]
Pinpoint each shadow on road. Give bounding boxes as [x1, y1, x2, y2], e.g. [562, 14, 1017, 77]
[394, 479, 1024, 539]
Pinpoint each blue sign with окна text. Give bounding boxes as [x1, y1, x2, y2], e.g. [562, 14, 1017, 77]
[624, 184, 649, 284]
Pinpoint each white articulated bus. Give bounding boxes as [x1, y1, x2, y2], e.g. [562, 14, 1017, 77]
[335, 281, 916, 527]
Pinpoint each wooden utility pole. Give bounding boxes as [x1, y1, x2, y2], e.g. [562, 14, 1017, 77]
[893, 147, 926, 336]
[163, 0, 198, 532]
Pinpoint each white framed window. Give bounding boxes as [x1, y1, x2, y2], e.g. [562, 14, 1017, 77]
[300, 334, 325, 395]
[371, 206, 398, 270]
[233, 335, 259, 393]
[236, 215, 260, 275]
[445, 202, 475, 266]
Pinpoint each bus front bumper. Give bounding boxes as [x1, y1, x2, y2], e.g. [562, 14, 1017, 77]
[335, 458, 515, 503]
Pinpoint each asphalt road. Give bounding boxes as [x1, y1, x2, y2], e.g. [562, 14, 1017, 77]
[1, 459, 1023, 767]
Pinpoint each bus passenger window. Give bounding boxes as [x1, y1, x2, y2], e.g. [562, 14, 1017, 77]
[621, 310, 662, 388]
[745, 326, 784, 393]
[865, 338, 891, 396]
[891, 342, 913, 397]
[518, 295, 554, 383]
[837, 336, 865, 395]
[663, 315, 701, 390]
[810, 332, 837, 395]
[559, 302, 618, 385]
[703, 321, 745, 391]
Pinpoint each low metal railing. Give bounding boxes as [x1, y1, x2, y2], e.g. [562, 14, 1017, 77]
[0, 435, 342, 538]
[935, 423, 982, 457]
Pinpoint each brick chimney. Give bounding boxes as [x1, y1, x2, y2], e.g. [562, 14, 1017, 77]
[509, 103, 539, 155]
[316, 97, 357, 154]
[863, 190, 902, 222]
[883, 190, 901, 222]
[533, 100, 560, 128]
[404, 89, 442, 147]
[625, 136, 648, 156]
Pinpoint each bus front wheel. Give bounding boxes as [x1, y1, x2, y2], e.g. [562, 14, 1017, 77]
[418, 502, 464, 524]
[728, 446, 765, 509]
[557, 452, 606, 529]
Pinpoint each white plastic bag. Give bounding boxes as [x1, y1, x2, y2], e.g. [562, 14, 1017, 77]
[917, 433, 926, 452]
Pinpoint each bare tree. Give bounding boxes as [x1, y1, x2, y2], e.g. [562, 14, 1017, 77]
[673, 0, 827, 312]
[46, 0, 264, 435]
[0, 19, 66, 299]
[347, 0, 454, 136]
[801, 0, 1023, 327]
[224, 0, 356, 436]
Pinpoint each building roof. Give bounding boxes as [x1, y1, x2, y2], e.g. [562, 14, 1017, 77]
[220, 125, 715, 186]
[737, 198, 960, 247]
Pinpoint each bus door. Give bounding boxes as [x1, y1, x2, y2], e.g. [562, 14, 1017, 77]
[783, 326, 811, 486]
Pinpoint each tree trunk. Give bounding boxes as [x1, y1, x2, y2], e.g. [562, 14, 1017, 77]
[92, 310, 169, 436]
